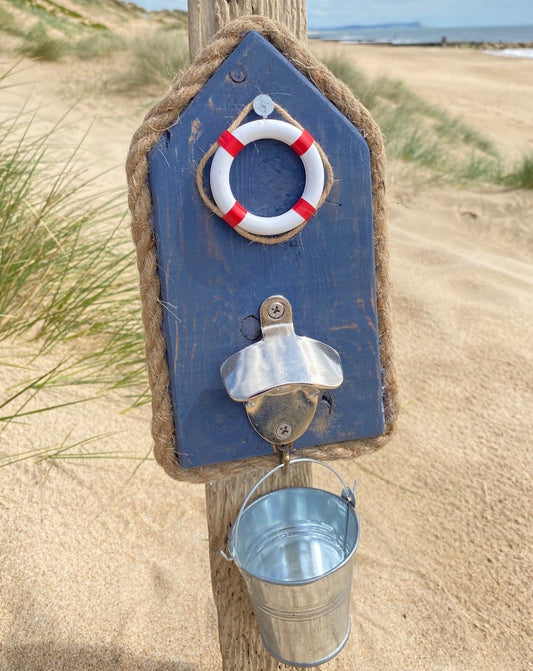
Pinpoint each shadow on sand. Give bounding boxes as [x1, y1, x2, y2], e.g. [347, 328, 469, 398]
[1, 642, 204, 671]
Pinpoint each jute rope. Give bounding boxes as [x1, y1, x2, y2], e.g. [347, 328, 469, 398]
[126, 15, 399, 483]
[195, 100, 335, 245]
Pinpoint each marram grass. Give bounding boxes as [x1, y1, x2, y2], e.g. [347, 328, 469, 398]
[18, 23, 67, 60]
[324, 57, 531, 189]
[109, 28, 188, 93]
[501, 153, 533, 189]
[0, 67, 147, 437]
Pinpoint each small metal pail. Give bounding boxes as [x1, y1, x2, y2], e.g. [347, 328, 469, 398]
[226, 458, 360, 667]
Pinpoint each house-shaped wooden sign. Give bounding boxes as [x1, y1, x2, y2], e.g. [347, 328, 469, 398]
[127, 22, 397, 479]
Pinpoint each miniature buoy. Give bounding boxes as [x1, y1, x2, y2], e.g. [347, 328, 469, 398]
[210, 119, 325, 236]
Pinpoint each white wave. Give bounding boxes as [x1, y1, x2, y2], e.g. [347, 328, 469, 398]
[484, 48, 533, 59]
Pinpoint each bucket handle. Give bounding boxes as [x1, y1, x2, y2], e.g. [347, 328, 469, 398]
[224, 457, 356, 562]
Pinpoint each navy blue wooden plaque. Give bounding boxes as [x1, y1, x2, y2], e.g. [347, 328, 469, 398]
[148, 32, 384, 468]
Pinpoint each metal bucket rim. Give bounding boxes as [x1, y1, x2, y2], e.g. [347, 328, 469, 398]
[230, 485, 360, 586]
[227, 457, 356, 553]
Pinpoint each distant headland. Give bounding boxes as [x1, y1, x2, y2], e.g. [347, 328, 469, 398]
[320, 22, 422, 31]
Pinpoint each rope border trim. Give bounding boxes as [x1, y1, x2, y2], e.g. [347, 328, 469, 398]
[126, 16, 399, 483]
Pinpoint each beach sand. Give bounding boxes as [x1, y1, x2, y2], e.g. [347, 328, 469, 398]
[1, 41, 532, 670]
[310, 42, 533, 160]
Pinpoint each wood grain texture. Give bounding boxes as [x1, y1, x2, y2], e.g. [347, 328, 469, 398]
[206, 463, 312, 671]
[188, 0, 307, 61]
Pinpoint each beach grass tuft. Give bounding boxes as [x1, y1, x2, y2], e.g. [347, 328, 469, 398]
[0, 431, 154, 468]
[4, 3, 125, 62]
[18, 23, 67, 60]
[109, 28, 188, 93]
[70, 30, 124, 58]
[0, 67, 147, 429]
[0, 4, 20, 35]
[322, 56, 531, 187]
[325, 58, 501, 182]
[500, 153, 533, 189]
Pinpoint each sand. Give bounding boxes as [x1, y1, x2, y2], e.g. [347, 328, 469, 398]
[1, 41, 532, 670]
[310, 42, 533, 161]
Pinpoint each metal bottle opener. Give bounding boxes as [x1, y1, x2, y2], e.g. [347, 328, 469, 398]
[220, 295, 343, 446]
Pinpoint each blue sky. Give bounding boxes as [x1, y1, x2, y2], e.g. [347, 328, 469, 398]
[135, 0, 533, 29]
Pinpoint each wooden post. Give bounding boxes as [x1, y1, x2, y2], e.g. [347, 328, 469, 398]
[206, 466, 312, 671]
[189, 5, 311, 670]
[188, 0, 307, 61]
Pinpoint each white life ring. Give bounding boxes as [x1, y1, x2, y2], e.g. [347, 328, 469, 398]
[210, 119, 325, 236]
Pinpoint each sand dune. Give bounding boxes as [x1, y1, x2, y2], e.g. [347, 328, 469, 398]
[1, 40, 532, 671]
[310, 42, 533, 161]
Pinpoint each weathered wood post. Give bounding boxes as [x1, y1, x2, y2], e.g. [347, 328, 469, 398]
[189, 3, 313, 668]
[127, 0, 398, 668]
[188, 0, 307, 61]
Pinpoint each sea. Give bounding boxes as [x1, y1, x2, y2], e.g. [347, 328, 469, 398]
[310, 24, 533, 58]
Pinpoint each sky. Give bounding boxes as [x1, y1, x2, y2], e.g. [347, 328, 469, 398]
[136, 0, 533, 29]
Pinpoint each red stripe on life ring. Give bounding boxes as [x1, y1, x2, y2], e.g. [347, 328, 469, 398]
[223, 201, 247, 227]
[217, 130, 245, 158]
[292, 198, 316, 221]
[291, 129, 315, 156]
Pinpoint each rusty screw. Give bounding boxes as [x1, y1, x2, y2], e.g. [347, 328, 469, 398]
[276, 423, 293, 440]
[267, 301, 285, 320]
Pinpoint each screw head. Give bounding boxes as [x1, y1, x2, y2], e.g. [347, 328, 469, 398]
[267, 301, 285, 320]
[276, 423, 293, 440]
[253, 94, 274, 118]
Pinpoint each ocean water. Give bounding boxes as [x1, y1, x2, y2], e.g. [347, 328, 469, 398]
[310, 24, 533, 48]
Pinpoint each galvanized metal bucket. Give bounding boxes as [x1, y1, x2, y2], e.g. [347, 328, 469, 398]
[226, 458, 360, 667]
